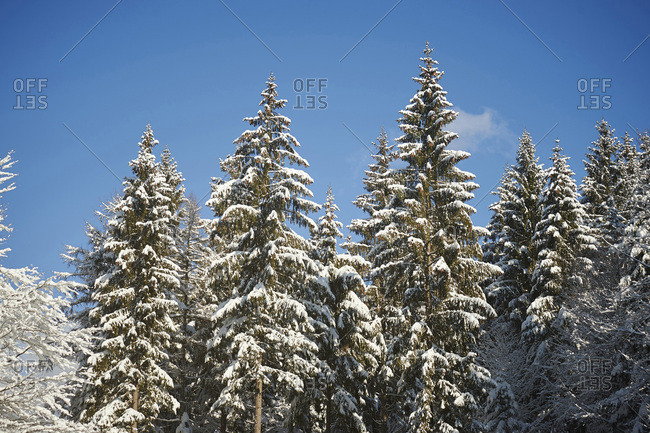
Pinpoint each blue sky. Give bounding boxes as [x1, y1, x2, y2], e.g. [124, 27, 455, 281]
[1, 0, 649, 276]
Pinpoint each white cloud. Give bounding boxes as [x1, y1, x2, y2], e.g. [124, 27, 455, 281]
[449, 107, 516, 156]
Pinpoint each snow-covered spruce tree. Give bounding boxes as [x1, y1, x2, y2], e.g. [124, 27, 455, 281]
[0, 152, 93, 433]
[157, 146, 212, 432]
[524, 269, 650, 432]
[205, 75, 321, 433]
[482, 171, 511, 270]
[613, 132, 640, 224]
[483, 376, 523, 433]
[81, 125, 180, 432]
[382, 44, 500, 433]
[347, 128, 398, 261]
[346, 130, 404, 433]
[619, 131, 650, 285]
[64, 215, 113, 329]
[524, 141, 596, 342]
[484, 131, 545, 320]
[307, 187, 382, 433]
[581, 119, 623, 245]
[64, 201, 118, 422]
[168, 194, 213, 432]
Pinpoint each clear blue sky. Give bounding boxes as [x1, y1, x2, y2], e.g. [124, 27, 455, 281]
[1, 0, 649, 276]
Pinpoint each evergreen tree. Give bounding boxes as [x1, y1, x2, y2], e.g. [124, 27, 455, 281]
[581, 119, 622, 244]
[205, 75, 321, 432]
[309, 187, 382, 433]
[620, 132, 650, 284]
[347, 130, 404, 433]
[613, 132, 640, 224]
[169, 195, 212, 432]
[483, 377, 523, 433]
[64, 201, 119, 422]
[524, 141, 595, 341]
[378, 44, 500, 432]
[348, 129, 398, 261]
[81, 125, 181, 432]
[484, 131, 545, 321]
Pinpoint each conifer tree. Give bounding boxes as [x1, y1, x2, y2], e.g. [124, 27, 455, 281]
[81, 125, 180, 432]
[205, 75, 321, 432]
[484, 131, 545, 320]
[379, 44, 500, 432]
[347, 130, 404, 433]
[581, 120, 622, 244]
[484, 377, 523, 433]
[157, 148, 211, 431]
[309, 187, 382, 433]
[620, 132, 650, 284]
[64, 202, 117, 422]
[348, 129, 398, 260]
[169, 195, 211, 431]
[613, 132, 640, 223]
[524, 141, 595, 341]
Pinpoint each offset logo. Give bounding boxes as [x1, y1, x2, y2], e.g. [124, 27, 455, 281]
[13, 78, 48, 110]
[293, 78, 327, 110]
[576, 356, 613, 391]
[577, 78, 612, 110]
[11, 358, 54, 374]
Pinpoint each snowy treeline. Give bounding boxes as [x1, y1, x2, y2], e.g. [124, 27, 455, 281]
[1, 44, 648, 433]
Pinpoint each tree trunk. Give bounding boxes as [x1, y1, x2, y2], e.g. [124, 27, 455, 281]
[132, 383, 140, 433]
[254, 377, 262, 433]
[220, 409, 227, 433]
[325, 385, 333, 433]
[380, 392, 388, 433]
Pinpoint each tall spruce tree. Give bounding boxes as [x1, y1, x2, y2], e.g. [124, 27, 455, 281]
[484, 131, 545, 320]
[524, 141, 595, 342]
[205, 75, 321, 432]
[581, 120, 622, 244]
[620, 132, 650, 284]
[80, 125, 180, 432]
[377, 44, 500, 432]
[347, 130, 404, 433]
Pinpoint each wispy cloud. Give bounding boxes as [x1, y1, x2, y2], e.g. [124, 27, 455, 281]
[450, 107, 516, 156]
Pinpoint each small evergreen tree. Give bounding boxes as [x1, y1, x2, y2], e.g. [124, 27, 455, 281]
[310, 187, 382, 433]
[170, 195, 211, 432]
[484, 377, 523, 433]
[348, 129, 398, 260]
[613, 132, 640, 224]
[484, 131, 545, 321]
[524, 141, 596, 341]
